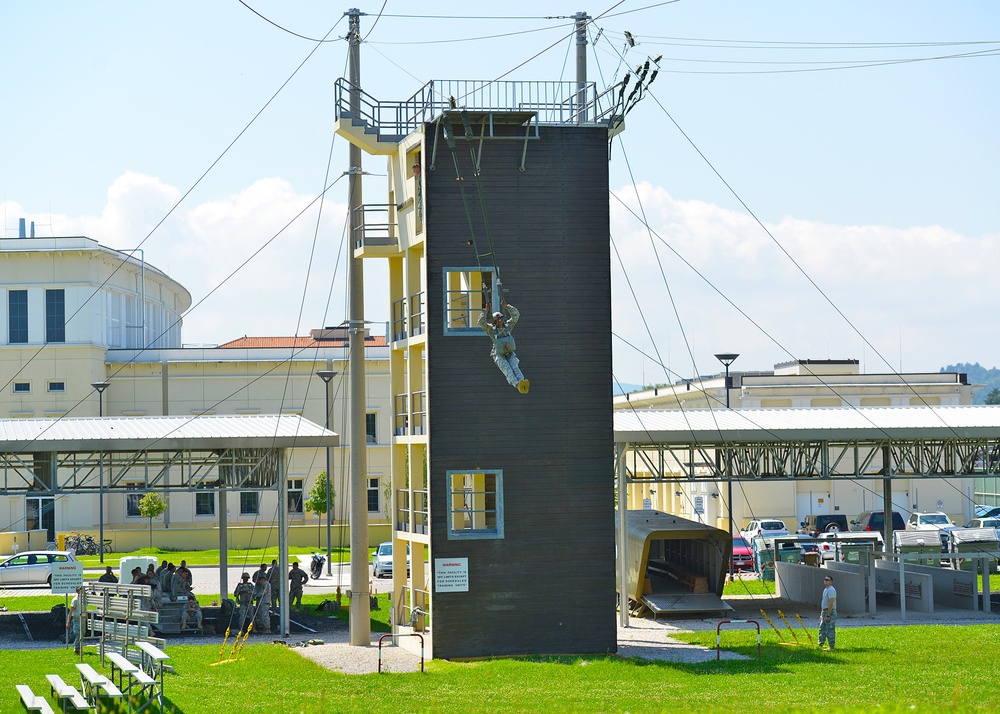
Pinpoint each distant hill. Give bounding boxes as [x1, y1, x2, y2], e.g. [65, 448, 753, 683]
[613, 382, 644, 396]
[940, 362, 1000, 404]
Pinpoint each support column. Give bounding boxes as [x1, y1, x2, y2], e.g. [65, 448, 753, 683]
[346, 6, 371, 647]
[573, 11, 589, 122]
[218, 490, 228, 608]
[278, 452, 289, 636]
[617, 444, 629, 627]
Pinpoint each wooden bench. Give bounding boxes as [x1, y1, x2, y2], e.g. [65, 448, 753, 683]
[44, 675, 92, 713]
[16, 684, 56, 714]
[75, 663, 123, 706]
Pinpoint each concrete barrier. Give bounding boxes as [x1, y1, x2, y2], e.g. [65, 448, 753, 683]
[775, 561, 866, 614]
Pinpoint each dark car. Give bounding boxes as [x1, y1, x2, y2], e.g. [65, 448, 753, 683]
[799, 514, 849, 537]
[852, 510, 906, 533]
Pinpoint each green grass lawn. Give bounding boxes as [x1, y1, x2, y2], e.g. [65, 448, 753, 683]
[1, 623, 998, 713]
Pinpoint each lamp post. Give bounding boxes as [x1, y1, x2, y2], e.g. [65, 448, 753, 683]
[714, 354, 739, 581]
[316, 370, 338, 576]
[91, 381, 110, 564]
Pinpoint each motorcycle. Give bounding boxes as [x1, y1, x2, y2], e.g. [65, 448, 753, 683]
[310, 553, 325, 580]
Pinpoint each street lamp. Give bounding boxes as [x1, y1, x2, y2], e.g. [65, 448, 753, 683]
[714, 354, 739, 581]
[316, 370, 338, 576]
[91, 381, 110, 564]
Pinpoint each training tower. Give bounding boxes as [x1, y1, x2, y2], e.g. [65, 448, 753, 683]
[336, 77, 622, 658]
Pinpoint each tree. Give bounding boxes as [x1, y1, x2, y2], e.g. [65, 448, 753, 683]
[138, 492, 168, 549]
[985, 388, 1000, 405]
[305, 471, 334, 548]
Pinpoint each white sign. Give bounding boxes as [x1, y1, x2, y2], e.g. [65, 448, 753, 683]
[937, 499, 944, 508]
[434, 557, 469, 593]
[643, 498, 652, 510]
[694, 496, 705, 515]
[51, 561, 84, 595]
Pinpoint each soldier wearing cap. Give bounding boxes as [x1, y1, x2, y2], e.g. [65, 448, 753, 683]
[253, 573, 272, 634]
[234, 572, 254, 631]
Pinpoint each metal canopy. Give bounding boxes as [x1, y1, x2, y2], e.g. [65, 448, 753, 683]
[615, 406, 1000, 482]
[0, 414, 338, 495]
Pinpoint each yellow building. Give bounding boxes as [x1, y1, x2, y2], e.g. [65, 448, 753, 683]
[0, 233, 391, 550]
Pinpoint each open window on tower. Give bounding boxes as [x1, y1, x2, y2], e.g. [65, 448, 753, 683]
[443, 267, 496, 335]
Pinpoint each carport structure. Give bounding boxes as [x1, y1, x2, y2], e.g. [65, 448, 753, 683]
[614, 405, 1000, 625]
[0, 414, 338, 636]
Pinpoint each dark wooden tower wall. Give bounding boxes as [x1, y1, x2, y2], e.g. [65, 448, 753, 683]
[424, 120, 616, 659]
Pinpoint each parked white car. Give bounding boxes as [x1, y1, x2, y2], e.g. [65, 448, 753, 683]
[907, 511, 957, 552]
[966, 518, 1000, 530]
[740, 519, 790, 544]
[0, 550, 78, 587]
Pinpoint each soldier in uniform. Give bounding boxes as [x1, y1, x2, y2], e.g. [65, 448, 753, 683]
[288, 561, 309, 610]
[267, 559, 282, 615]
[233, 572, 254, 631]
[181, 597, 203, 631]
[253, 573, 272, 634]
[478, 280, 529, 394]
[818, 574, 837, 650]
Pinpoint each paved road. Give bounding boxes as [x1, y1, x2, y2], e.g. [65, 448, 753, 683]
[0, 557, 396, 599]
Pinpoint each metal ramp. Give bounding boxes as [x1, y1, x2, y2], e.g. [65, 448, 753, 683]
[640, 582, 732, 617]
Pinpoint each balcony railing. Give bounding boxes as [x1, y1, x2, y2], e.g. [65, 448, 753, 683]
[396, 489, 428, 535]
[392, 298, 407, 342]
[353, 204, 397, 250]
[335, 77, 617, 137]
[409, 292, 424, 337]
[394, 394, 409, 436]
[391, 292, 425, 344]
[411, 391, 426, 436]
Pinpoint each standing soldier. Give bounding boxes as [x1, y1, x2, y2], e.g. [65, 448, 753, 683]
[267, 559, 282, 615]
[288, 561, 309, 611]
[233, 572, 254, 631]
[818, 574, 837, 650]
[253, 573, 272, 634]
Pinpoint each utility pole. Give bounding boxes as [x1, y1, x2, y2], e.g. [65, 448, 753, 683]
[715, 353, 739, 582]
[346, 7, 371, 647]
[573, 11, 589, 122]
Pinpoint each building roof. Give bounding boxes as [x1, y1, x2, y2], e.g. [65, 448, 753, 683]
[0, 414, 338, 453]
[217, 335, 387, 349]
[614, 405, 1000, 444]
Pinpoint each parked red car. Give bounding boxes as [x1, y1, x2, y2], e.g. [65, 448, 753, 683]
[730, 536, 754, 570]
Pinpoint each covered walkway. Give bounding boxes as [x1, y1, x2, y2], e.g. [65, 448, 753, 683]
[0, 414, 338, 636]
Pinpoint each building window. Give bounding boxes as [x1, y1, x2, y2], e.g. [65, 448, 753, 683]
[366, 413, 377, 445]
[47, 381, 66, 393]
[287, 479, 303, 514]
[8, 290, 28, 344]
[45, 289, 66, 343]
[240, 491, 259, 515]
[126, 484, 143, 518]
[367, 477, 380, 513]
[447, 469, 504, 540]
[443, 267, 496, 335]
[195, 491, 216, 516]
[13, 382, 30, 394]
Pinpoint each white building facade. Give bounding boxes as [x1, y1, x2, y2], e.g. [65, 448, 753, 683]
[0, 234, 391, 550]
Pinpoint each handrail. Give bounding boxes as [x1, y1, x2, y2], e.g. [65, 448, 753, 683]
[335, 77, 617, 138]
[378, 632, 425, 673]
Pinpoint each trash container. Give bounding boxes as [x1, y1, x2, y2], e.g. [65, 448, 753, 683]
[803, 552, 820, 567]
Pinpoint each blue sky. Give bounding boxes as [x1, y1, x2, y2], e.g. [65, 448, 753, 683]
[2, 2, 998, 384]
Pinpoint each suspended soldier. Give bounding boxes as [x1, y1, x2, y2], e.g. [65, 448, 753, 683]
[478, 281, 529, 394]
